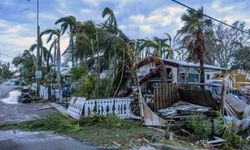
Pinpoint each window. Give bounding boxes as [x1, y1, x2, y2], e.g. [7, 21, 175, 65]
[206, 74, 210, 80]
[180, 73, 186, 82]
[187, 73, 200, 83]
[166, 68, 173, 79]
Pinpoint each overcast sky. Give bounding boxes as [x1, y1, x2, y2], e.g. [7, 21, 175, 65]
[0, 0, 250, 62]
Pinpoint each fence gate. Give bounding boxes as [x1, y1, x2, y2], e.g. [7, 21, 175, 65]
[153, 83, 178, 111]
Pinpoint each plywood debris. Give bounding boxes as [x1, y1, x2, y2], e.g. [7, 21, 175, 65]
[158, 101, 215, 118]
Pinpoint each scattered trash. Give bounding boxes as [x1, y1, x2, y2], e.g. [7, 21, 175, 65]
[50, 103, 67, 115]
[112, 141, 121, 147]
[206, 136, 225, 147]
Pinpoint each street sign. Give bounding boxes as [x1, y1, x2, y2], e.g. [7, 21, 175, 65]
[35, 70, 42, 79]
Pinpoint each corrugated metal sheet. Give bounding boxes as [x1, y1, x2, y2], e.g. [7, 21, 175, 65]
[225, 94, 246, 114]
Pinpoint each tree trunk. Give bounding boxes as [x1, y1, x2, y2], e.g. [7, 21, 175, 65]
[95, 33, 100, 98]
[197, 29, 205, 87]
[199, 50, 205, 83]
[56, 38, 61, 84]
[70, 36, 75, 67]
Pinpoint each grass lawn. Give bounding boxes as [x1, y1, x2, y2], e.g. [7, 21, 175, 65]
[0, 113, 193, 149]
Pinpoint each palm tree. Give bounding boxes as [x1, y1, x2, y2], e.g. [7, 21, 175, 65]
[102, 7, 130, 42]
[40, 29, 61, 83]
[73, 21, 98, 66]
[177, 7, 212, 84]
[30, 40, 52, 72]
[130, 39, 148, 61]
[0, 62, 12, 79]
[12, 50, 36, 82]
[143, 36, 173, 59]
[102, 7, 117, 31]
[164, 33, 174, 59]
[55, 16, 77, 66]
[100, 7, 138, 96]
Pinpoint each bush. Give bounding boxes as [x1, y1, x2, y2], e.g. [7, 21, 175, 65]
[186, 115, 212, 140]
[214, 116, 247, 149]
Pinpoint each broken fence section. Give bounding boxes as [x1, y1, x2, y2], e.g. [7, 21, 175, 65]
[67, 97, 134, 120]
[153, 83, 178, 111]
[39, 85, 48, 100]
[31, 83, 62, 101]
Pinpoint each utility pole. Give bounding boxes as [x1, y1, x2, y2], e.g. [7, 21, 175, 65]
[36, 0, 41, 95]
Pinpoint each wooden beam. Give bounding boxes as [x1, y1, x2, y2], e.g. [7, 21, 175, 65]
[220, 79, 226, 115]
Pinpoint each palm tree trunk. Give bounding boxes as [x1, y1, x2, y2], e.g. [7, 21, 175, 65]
[199, 51, 205, 83]
[54, 44, 57, 71]
[56, 38, 61, 84]
[95, 33, 100, 98]
[71, 36, 75, 67]
[113, 46, 125, 97]
[197, 29, 205, 87]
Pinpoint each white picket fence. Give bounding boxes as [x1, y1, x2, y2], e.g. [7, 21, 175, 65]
[31, 83, 60, 100]
[31, 83, 37, 91]
[39, 85, 48, 100]
[51, 89, 62, 100]
[67, 97, 133, 119]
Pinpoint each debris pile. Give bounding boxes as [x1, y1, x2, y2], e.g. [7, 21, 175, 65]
[18, 87, 35, 103]
[158, 101, 217, 119]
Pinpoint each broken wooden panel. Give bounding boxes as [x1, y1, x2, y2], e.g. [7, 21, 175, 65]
[178, 88, 218, 110]
[139, 92, 167, 126]
[153, 83, 178, 111]
[67, 97, 86, 119]
[136, 81, 167, 126]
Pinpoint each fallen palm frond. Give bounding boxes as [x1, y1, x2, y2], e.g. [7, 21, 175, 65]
[136, 56, 167, 83]
[79, 114, 140, 129]
[0, 113, 81, 134]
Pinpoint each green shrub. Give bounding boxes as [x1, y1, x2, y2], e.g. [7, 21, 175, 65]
[214, 116, 247, 149]
[186, 115, 212, 140]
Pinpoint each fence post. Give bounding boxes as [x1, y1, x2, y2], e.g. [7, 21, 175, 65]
[220, 79, 226, 115]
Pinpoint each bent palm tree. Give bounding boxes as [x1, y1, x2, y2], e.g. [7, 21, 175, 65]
[30, 40, 52, 72]
[55, 16, 77, 66]
[40, 29, 61, 83]
[164, 33, 174, 59]
[12, 50, 36, 82]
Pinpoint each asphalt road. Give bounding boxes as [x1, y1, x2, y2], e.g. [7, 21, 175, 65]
[0, 130, 96, 150]
[0, 81, 55, 123]
[0, 81, 97, 150]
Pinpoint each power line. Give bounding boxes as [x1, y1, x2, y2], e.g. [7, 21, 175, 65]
[171, 0, 250, 35]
